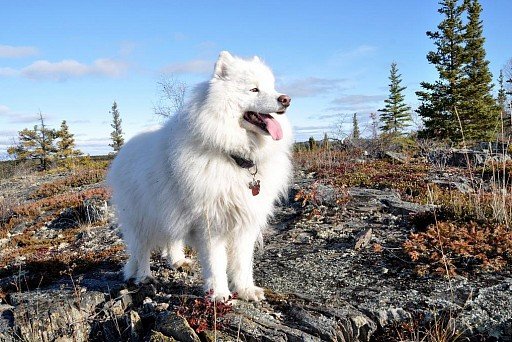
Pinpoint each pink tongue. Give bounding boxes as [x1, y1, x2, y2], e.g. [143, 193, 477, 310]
[262, 116, 283, 140]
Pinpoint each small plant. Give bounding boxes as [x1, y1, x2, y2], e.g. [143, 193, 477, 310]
[294, 186, 319, 207]
[177, 290, 237, 333]
[404, 213, 512, 276]
[386, 311, 468, 342]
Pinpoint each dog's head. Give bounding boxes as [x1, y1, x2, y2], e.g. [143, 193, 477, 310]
[210, 51, 291, 141]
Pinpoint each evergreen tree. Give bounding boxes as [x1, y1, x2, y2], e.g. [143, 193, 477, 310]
[109, 101, 124, 152]
[417, 0, 499, 142]
[370, 112, 379, 140]
[416, 0, 467, 140]
[497, 70, 508, 136]
[56, 120, 81, 160]
[457, 0, 499, 141]
[7, 112, 57, 170]
[322, 133, 330, 150]
[378, 62, 411, 134]
[497, 70, 507, 111]
[352, 113, 360, 140]
[501, 70, 512, 136]
[308, 136, 317, 151]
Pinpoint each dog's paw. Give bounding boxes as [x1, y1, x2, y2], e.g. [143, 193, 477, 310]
[235, 286, 265, 302]
[172, 257, 194, 270]
[209, 290, 232, 302]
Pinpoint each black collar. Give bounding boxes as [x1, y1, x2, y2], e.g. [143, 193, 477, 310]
[230, 154, 255, 169]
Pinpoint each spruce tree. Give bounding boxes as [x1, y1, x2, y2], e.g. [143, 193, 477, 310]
[497, 70, 510, 136]
[8, 112, 57, 170]
[458, 0, 499, 141]
[322, 133, 330, 150]
[56, 120, 81, 160]
[497, 70, 507, 111]
[109, 101, 124, 153]
[378, 62, 411, 134]
[308, 137, 317, 151]
[416, 0, 467, 141]
[352, 113, 360, 140]
[501, 70, 512, 136]
[370, 112, 379, 139]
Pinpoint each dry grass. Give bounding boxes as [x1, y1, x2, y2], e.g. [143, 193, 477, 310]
[29, 168, 106, 199]
[0, 161, 120, 293]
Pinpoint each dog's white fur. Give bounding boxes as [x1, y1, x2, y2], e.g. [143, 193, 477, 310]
[107, 51, 292, 301]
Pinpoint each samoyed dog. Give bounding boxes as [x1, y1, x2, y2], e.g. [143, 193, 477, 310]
[107, 51, 292, 301]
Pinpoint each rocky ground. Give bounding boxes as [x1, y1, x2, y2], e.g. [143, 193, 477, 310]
[0, 167, 511, 341]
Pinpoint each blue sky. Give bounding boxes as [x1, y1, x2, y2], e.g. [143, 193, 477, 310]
[1, 1, 511, 156]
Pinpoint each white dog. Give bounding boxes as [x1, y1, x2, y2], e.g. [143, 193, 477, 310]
[107, 51, 292, 301]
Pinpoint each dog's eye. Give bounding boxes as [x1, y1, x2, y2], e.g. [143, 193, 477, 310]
[250, 88, 259, 93]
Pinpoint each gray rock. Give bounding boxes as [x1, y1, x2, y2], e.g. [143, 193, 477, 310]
[384, 151, 408, 164]
[354, 228, 372, 250]
[154, 311, 200, 342]
[458, 280, 512, 340]
[148, 330, 176, 341]
[431, 179, 474, 193]
[0, 304, 15, 342]
[9, 289, 104, 342]
[382, 197, 433, 216]
[227, 299, 320, 341]
[49, 198, 109, 229]
[430, 147, 511, 167]
[373, 307, 412, 328]
[125, 310, 142, 341]
[349, 187, 433, 216]
[315, 183, 339, 206]
[289, 304, 376, 342]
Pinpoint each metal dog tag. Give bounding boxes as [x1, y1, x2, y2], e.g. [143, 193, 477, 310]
[249, 179, 260, 196]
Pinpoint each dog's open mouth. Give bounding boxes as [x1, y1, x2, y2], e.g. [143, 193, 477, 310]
[243, 111, 283, 141]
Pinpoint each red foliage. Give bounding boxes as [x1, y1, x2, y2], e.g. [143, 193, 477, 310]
[177, 290, 237, 333]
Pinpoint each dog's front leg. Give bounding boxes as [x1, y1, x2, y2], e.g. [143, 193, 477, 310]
[197, 234, 231, 301]
[227, 229, 265, 301]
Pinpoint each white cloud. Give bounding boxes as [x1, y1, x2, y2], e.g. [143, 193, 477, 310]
[316, 113, 343, 120]
[0, 67, 18, 77]
[332, 94, 386, 106]
[330, 45, 377, 64]
[69, 119, 91, 124]
[0, 105, 38, 124]
[0, 105, 10, 115]
[323, 94, 386, 115]
[21, 60, 89, 79]
[92, 58, 129, 77]
[0, 58, 129, 81]
[0, 129, 18, 137]
[280, 77, 348, 98]
[162, 59, 212, 75]
[0, 44, 39, 58]
[293, 124, 335, 140]
[75, 137, 114, 156]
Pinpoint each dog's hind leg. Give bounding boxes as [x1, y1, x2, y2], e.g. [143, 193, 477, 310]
[123, 234, 139, 281]
[123, 254, 138, 281]
[162, 240, 193, 269]
[133, 246, 153, 284]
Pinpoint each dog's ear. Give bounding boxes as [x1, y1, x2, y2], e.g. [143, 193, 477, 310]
[214, 51, 234, 79]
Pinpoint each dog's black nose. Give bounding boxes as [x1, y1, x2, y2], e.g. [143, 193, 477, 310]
[278, 95, 291, 107]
